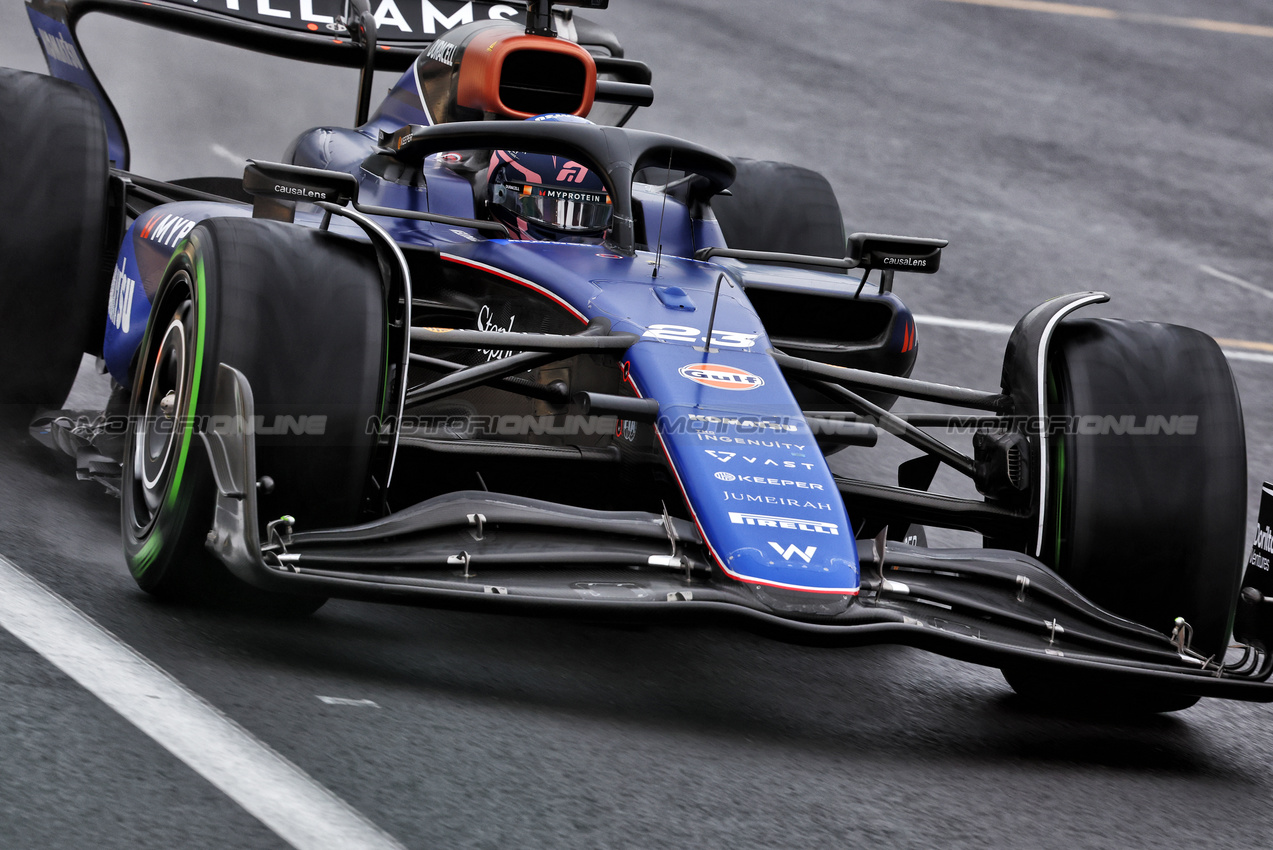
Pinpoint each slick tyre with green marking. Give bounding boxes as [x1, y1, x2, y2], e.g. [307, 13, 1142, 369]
[0, 69, 109, 418]
[1003, 318, 1246, 713]
[122, 218, 385, 612]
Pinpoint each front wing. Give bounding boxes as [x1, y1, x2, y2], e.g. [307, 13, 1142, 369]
[202, 363, 1273, 702]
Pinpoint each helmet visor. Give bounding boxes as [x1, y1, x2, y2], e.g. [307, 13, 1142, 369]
[494, 182, 613, 233]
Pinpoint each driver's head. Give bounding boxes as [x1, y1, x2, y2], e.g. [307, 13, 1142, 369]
[486, 114, 612, 243]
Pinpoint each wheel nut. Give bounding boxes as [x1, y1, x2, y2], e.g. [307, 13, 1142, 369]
[159, 390, 177, 418]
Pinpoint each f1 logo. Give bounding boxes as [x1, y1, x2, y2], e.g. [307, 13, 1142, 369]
[768, 542, 816, 563]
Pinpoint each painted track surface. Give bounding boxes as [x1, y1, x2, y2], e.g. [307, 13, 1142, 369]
[3, 2, 1273, 847]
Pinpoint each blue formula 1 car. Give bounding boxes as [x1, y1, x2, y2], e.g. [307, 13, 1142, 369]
[6, 0, 1273, 714]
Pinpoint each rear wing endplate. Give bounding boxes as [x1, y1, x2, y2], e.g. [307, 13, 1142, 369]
[24, 0, 562, 169]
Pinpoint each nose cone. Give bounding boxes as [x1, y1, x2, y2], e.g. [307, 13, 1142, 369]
[724, 541, 859, 600]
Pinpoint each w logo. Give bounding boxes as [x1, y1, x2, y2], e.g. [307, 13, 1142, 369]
[556, 162, 589, 183]
[768, 542, 817, 563]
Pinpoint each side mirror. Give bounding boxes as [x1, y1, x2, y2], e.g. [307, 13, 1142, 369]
[243, 160, 359, 223]
[848, 232, 948, 274]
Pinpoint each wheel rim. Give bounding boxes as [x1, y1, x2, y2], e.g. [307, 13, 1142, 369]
[129, 274, 194, 535]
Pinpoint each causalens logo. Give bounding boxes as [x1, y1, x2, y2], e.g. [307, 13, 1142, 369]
[678, 363, 765, 391]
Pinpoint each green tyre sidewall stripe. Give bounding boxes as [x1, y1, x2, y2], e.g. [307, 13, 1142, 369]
[125, 236, 207, 581]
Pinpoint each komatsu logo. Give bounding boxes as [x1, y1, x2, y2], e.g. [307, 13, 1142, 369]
[38, 30, 83, 71]
[107, 259, 136, 334]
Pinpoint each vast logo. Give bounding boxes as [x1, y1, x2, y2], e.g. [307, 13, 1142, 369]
[679, 363, 764, 391]
[768, 542, 817, 563]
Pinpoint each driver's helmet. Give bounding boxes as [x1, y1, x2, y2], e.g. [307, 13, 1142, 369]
[486, 114, 612, 242]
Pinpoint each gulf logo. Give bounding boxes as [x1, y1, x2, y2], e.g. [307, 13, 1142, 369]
[678, 363, 765, 391]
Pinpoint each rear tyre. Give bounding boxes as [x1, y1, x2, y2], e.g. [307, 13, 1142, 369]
[1003, 318, 1246, 713]
[0, 69, 109, 417]
[711, 158, 846, 262]
[121, 218, 386, 614]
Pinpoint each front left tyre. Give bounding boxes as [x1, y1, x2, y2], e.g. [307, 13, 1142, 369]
[122, 217, 386, 612]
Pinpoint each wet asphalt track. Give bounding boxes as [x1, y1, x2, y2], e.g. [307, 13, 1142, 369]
[5, 1, 1273, 848]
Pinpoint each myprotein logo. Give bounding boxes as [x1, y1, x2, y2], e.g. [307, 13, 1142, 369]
[679, 364, 764, 391]
[140, 214, 197, 249]
[728, 512, 839, 535]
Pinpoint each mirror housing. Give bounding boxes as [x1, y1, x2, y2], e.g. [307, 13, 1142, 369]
[848, 232, 948, 274]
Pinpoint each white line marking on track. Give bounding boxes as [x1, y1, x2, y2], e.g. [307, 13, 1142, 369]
[1220, 350, 1273, 365]
[0, 555, 405, 850]
[914, 312, 1271, 366]
[933, 0, 1273, 39]
[317, 696, 381, 708]
[1199, 264, 1273, 302]
[913, 314, 1013, 334]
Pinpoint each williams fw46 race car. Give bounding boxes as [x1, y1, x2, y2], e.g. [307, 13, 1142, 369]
[6, 0, 1273, 715]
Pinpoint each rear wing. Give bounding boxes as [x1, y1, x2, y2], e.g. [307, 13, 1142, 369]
[26, 0, 559, 70]
[24, 0, 626, 169]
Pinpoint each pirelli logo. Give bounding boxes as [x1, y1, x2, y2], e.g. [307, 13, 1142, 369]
[727, 512, 839, 536]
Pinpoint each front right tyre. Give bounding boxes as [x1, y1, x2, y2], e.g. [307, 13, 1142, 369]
[1003, 318, 1247, 713]
[0, 69, 108, 418]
